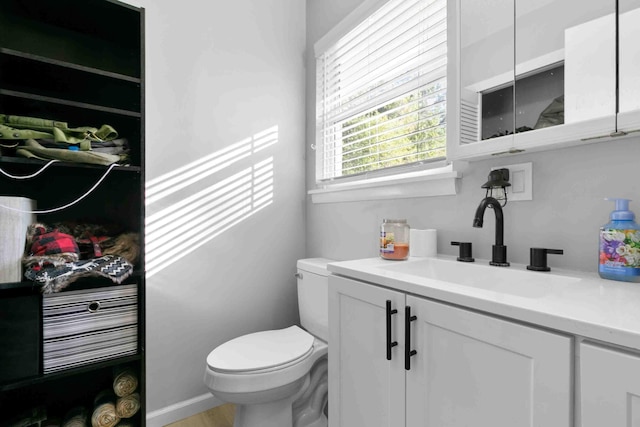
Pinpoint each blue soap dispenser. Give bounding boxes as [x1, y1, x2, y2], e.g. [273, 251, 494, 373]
[599, 198, 640, 282]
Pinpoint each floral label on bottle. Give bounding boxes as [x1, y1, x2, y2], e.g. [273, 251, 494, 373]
[599, 228, 640, 277]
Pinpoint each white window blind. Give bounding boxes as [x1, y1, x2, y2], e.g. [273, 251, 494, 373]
[315, 0, 447, 182]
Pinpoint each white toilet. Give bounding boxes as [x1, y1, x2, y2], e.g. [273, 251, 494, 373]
[204, 258, 332, 427]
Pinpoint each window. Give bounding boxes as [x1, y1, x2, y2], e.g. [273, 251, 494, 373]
[315, 0, 448, 183]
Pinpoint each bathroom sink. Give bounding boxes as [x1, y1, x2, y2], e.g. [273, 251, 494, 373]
[375, 257, 581, 298]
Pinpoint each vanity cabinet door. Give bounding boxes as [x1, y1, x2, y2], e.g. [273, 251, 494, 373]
[580, 342, 640, 426]
[328, 276, 406, 427]
[405, 295, 572, 427]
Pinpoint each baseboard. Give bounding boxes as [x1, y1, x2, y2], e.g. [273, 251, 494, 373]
[146, 393, 224, 427]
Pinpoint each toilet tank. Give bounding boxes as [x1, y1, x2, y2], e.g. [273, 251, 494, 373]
[297, 258, 333, 342]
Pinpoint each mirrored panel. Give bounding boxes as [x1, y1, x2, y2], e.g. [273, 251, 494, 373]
[514, 0, 616, 134]
[459, 0, 515, 142]
[619, 0, 640, 115]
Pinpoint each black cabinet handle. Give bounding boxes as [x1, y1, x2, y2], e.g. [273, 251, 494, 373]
[405, 306, 417, 370]
[386, 300, 398, 360]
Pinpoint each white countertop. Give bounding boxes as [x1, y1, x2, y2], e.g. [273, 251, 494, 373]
[328, 255, 640, 351]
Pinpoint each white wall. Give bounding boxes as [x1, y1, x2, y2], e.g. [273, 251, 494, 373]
[123, 0, 307, 424]
[305, 0, 640, 272]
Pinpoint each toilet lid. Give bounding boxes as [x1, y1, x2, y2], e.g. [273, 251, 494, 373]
[207, 325, 314, 373]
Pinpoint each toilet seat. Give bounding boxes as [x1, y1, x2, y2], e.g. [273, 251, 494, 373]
[207, 326, 315, 374]
[204, 328, 328, 399]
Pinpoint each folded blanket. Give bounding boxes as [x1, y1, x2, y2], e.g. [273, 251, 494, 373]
[113, 367, 138, 397]
[92, 391, 120, 427]
[16, 139, 124, 166]
[1, 114, 117, 146]
[116, 393, 140, 418]
[24, 255, 133, 294]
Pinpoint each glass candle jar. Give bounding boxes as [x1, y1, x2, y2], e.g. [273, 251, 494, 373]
[380, 219, 410, 260]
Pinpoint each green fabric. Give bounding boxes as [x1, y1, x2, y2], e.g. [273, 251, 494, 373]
[0, 114, 118, 150]
[16, 139, 122, 166]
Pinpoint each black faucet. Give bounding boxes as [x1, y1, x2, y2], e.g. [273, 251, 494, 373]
[473, 196, 510, 266]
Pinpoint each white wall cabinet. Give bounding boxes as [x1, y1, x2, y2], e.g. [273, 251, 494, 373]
[448, 0, 640, 161]
[328, 275, 572, 427]
[618, 0, 640, 132]
[580, 342, 640, 426]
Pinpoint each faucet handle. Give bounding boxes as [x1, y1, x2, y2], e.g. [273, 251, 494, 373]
[451, 241, 475, 262]
[527, 248, 564, 272]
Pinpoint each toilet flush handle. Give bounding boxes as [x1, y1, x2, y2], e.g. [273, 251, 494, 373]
[294, 273, 303, 279]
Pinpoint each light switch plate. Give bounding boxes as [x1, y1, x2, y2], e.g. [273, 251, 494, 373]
[491, 162, 532, 201]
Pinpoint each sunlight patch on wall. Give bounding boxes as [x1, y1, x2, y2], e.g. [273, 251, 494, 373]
[145, 126, 277, 278]
[145, 125, 278, 206]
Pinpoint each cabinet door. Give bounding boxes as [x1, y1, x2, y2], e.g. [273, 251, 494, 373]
[449, 0, 516, 160]
[513, 0, 616, 150]
[328, 276, 405, 427]
[580, 342, 640, 426]
[618, 0, 640, 132]
[405, 295, 572, 427]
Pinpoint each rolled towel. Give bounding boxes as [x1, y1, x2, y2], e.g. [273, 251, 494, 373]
[115, 393, 140, 419]
[113, 367, 138, 397]
[62, 407, 89, 427]
[91, 390, 120, 427]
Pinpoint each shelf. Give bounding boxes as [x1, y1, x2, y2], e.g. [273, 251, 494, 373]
[0, 155, 141, 172]
[0, 0, 145, 423]
[0, 271, 145, 293]
[478, 64, 565, 140]
[0, 50, 141, 114]
[0, 89, 141, 118]
[0, 0, 141, 78]
[0, 354, 142, 392]
[0, 48, 141, 83]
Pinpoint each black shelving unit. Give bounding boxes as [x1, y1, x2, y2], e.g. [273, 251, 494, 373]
[0, 0, 145, 425]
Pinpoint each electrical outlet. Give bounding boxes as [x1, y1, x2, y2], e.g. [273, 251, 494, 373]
[491, 162, 532, 201]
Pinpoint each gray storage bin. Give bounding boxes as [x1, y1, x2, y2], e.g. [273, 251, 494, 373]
[42, 284, 138, 373]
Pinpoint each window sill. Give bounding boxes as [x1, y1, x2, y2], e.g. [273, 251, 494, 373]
[308, 164, 462, 204]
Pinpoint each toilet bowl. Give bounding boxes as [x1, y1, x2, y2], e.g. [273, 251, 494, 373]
[204, 258, 332, 427]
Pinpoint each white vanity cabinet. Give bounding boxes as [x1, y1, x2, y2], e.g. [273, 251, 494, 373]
[448, 0, 639, 161]
[328, 275, 572, 427]
[580, 342, 640, 426]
